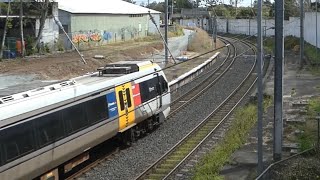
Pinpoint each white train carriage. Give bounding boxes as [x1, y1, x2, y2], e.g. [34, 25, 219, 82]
[0, 61, 170, 180]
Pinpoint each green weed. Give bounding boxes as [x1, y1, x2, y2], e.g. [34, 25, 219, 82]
[298, 97, 320, 151]
[193, 96, 272, 179]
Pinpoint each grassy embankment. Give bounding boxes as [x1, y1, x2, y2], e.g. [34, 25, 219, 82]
[297, 97, 320, 151]
[264, 36, 320, 74]
[193, 95, 272, 180]
[186, 27, 212, 53]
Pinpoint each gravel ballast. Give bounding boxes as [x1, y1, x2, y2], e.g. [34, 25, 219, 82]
[80, 38, 256, 180]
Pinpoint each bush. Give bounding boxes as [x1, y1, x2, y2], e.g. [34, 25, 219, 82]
[25, 36, 35, 56]
[284, 36, 300, 50]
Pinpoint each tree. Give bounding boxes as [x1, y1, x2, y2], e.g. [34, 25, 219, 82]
[170, 0, 193, 11]
[0, 0, 11, 59]
[147, 1, 165, 12]
[19, 0, 25, 57]
[33, 0, 50, 50]
[123, 0, 136, 4]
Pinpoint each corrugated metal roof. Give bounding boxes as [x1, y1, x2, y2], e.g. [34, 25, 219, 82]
[56, 0, 161, 14]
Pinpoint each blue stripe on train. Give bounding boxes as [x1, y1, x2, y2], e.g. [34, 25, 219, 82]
[106, 91, 118, 118]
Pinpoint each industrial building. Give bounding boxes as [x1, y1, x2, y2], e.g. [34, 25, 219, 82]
[55, 0, 161, 49]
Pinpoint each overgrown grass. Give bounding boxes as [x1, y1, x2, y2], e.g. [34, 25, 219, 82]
[168, 25, 185, 37]
[298, 97, 320, 151]
[283, 36, 320, 69]
[187, 27, 212, 52]
[193, 95, 272, 179]
[264, 38, 274, 54]
[305, 43, 319, 65]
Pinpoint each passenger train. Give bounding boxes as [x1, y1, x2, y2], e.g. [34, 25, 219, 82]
[0, 61, 171, 180]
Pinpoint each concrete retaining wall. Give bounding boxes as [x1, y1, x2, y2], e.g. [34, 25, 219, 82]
[169, 52, 220, 92]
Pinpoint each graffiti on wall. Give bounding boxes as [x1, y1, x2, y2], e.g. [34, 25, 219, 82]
[71, 26, 141, 47]
[72, 30, 102, 44]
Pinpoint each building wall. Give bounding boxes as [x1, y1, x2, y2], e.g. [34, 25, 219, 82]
[69, 13, 159, 47]
[58, 10, 71, 32]
[181, 12, 320, 49]
[213, 12, 319, 48]
[180, 18, 210, 31]
[148, 13, 160, 34]
[36, 2, 59, 49]
[304, 12, 320, 48]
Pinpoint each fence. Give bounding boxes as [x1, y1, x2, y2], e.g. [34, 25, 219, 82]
[180, 12, 320, 49]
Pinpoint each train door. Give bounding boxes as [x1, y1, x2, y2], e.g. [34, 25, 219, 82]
[116, 82, 135, 132]
[156, 74, 162, 108]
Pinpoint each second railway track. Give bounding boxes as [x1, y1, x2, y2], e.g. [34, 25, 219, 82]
[70, 36, 260, 180]
[135, 38, 257, 180]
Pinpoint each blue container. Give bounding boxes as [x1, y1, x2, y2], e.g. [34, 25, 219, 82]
[10, 51, 16, 58]
[2, 50, 16, 59]
[2, 50, 10, 59]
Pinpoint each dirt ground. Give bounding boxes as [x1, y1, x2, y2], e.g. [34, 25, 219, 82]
[0, 41, 163, 80]
[0, 27, 225, 83]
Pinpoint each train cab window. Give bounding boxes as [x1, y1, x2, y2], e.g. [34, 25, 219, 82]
[118, 91, 125, 110]
[160, 76, 168, 93]
[0, 122, 35, 163]
[148, 78, 159, 97]
[86, 96, 108, 124]
[140, 78, 158, 103]
[62, 103, 88, 134]
[125, 88, 132, 107]
[36, 112, 64, 147]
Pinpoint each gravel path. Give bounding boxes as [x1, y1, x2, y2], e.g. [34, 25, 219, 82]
[80, 38, 256, 180]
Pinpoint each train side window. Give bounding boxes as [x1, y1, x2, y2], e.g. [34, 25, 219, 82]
[125, 88, 132, 107]
[36, 112, 64, 148]
[0, 122, 35, 163]
[63, 103, 88, 134]
[86, 96, 108, 124]
[118, 91, 125, 110]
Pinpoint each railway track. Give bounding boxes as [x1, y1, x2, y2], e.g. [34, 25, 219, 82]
[63, 38, 230, 180]
[169, 37, 236, 116]
[135, 39, 257, 180]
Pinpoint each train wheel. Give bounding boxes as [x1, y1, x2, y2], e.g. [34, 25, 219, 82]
[122, 128, 135, 147]
[147, 118, 154, 132]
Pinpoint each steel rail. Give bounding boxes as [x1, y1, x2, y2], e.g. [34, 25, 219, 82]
[163, 40, 257, 179]
[134, 39, 257, 180]
[169, 37, 237, 117]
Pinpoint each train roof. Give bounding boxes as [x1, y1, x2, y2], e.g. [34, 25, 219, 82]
[0, 61, 161, 125]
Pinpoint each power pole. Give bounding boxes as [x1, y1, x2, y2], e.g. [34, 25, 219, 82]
[171, 0, 174, 24]
[300, 0, 304, 68]
[316, 0, 318, 58]
[274, 0, 284, 161]
[165, 0, 168, 64]
[257, 0, 264, 174]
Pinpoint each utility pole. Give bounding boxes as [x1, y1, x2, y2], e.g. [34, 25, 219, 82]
[274, 0, 284, 161]
[300, 0, 304, 68]
[171, 0, 174, 25]
[257, 0, 264, 174]
[165, 0, 168, 64]
[316, 0, 318, 58]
